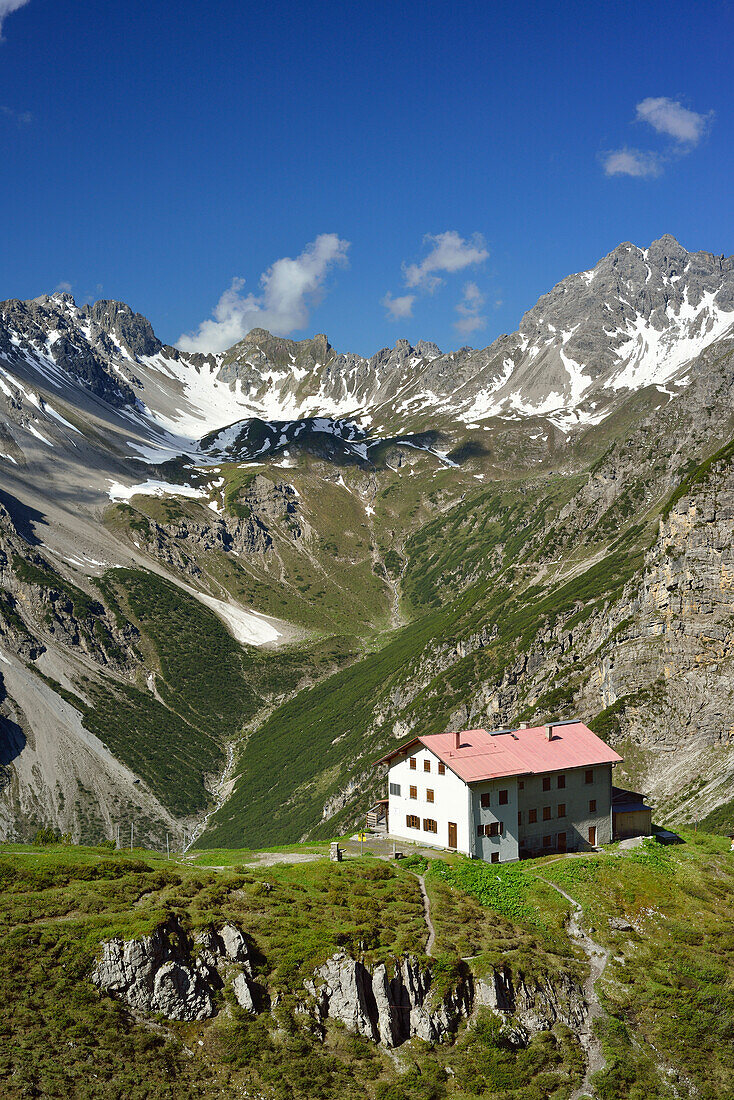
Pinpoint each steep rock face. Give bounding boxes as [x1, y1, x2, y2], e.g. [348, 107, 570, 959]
[305, 951, 470, 1047]
[92, 917, 256, 1021]
[304, 952, 587, 1049]
[474, 966, 587, 1044]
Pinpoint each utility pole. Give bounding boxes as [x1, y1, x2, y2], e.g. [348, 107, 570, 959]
[116, 824, 120, 850]
[166, 832, 170, 860]
[130, 821, 134, 851]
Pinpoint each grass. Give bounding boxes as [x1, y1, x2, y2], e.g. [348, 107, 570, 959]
[115, 568, 259, 735]
[108, 463, 397, 634]
[541, 833, 734, 1099]
[425, 833, 734, 1099]
[0, 841, 590, 1099]
[428, 857, 574, 960]
[4, 835, 733, 1097]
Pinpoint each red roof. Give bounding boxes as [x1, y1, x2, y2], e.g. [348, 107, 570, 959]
[377, 722, 622, 783]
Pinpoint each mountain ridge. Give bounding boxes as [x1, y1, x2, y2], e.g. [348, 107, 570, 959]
[2, 235, 733, 467]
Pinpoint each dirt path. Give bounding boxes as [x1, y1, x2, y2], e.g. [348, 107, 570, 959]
[242, 850, 324, 868]
[415, 874, 436, 956]
[538, 877, 609, 1100]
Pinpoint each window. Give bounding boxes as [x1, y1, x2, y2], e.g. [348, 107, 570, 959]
[423, 818, 438, 833]
[499, 821, 504, 834]
[543, 806, 551, 821]
[529, 808, 537, 824]
[518, 780, 524, 790]
[410, 757, 416, 770]
[517, 811, 522, 826]
[486, 822, 499, 837]
[477, 823, 484, 836]
[543, 835, 552, 848]
[409, 785, 417, 800]
[491, 852, 500, 863]
[499, 789, 508, 805]
[557, 803, 566, 818]
[406, 814, 420, 829]
[480, 792, 490, 809]
[389, 782, 401, 796]
[542, 776, 551, 792]
[426, 789, 434, 803]
[585, 768, 594, 784]
[557, 774, 566, 789]
[438, 763, 446, 775]
[589, 799, 597, 813]
[424, 759, 431, 772]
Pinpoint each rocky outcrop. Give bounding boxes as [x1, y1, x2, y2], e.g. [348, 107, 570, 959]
[304, 951, 471, 1047]
[303, 952, 584, 1049]
[92, 916, 256, 1021]
[474, 965, 587, 1045]
[122, 474, 311, 575]
[92, 923, 588, 1049]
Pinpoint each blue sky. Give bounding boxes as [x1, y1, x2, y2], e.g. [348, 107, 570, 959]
[1, 0, 732, 355]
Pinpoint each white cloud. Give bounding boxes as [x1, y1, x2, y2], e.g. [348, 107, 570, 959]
[603, 97, 713, 180]
[602, 147, 663, 178]
[0, 0, 30, 40]
[53, 281, 72, 293]
[178, 233, 350, 354]
[381, 291, 415, 321]
[0, 104, 31, 124]
[403, 231, 489, 291]
[636, 97, 712, 145]
[454, 281, 486, 336]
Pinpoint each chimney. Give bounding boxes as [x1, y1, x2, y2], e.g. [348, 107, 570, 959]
[453, 731, 461, 749]
[545, 723, 554, 741]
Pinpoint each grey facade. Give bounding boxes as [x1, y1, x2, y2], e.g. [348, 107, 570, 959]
[516, 763, 613, 856]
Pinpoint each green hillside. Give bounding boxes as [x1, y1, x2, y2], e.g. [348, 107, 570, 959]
[1, 831, 732, 1099]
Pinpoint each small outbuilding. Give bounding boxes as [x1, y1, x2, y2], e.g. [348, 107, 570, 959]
[612, 786, 653, 840]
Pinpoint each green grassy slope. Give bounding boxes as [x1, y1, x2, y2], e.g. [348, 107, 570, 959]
[1, 833, 732, 1098]
[0, 841, 582, 1100]
[428, 831, 734, 1099]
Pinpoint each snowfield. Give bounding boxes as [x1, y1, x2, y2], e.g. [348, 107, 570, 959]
[107, 479, 208, 502]
[190, 590, 282, 646]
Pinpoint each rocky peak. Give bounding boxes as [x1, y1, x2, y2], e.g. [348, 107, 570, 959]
[81, 299, 162, 360]
[415, 339, 442, 360]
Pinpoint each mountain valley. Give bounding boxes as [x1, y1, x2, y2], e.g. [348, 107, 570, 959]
[1, 234, 734, 850]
